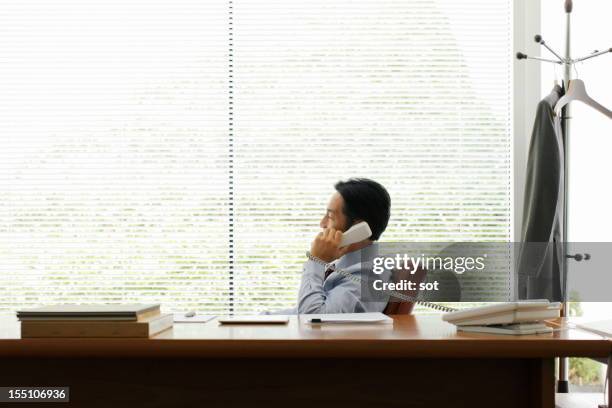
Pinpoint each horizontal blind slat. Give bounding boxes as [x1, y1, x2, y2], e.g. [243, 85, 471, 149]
[0, 0, 512, 313]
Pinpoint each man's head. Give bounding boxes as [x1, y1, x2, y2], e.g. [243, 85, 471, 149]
[320, 178, 391, 241]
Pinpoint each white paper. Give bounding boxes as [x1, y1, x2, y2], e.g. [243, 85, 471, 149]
[173, 313, 216, 323]
[576, 319, 612, 338]
[302, 312, 393, 324]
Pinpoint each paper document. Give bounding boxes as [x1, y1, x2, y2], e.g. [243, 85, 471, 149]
[303, 312, 392, 324]
[576, 319, 612, 338]
[173, 313, 216, 323]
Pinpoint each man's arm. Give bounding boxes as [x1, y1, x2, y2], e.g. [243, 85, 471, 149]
[297, 260, 363, 314]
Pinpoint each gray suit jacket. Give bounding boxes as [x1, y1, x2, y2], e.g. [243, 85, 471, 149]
[517, 85, 565, 301]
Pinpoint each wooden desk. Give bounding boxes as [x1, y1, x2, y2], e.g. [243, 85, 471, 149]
[0, 314, 609, 408]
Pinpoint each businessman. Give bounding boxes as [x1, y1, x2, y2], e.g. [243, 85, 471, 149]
[273, 178, 392, 314]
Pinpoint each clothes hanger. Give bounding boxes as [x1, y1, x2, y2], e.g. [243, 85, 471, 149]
[554, 78, 612, 119]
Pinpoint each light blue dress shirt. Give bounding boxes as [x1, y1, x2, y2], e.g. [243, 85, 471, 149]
[271, 243, 390, 314]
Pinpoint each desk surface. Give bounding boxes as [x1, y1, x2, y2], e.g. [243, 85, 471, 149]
[0, 314, 609, 359]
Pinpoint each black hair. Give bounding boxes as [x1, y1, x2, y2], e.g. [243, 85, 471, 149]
[334, 178, 391, 241]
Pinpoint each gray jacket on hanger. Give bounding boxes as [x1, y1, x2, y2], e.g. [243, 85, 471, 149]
[517, 85, 566, 302]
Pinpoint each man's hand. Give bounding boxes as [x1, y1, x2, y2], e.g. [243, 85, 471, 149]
[310, 228, 344, 263]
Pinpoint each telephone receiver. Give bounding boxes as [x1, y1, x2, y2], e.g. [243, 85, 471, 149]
[340, 221, 372, 247]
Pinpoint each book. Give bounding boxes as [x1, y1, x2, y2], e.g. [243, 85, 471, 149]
[20, 313, 173, 338]
[17, 304, 160, 322]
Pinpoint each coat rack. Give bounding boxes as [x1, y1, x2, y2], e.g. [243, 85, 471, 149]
[516, 0, 612, 396]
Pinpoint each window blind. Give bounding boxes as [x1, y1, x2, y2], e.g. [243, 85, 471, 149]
[0, 0, 231, 312]
[0, 0, 512, 313]
[232, 0, 513, 312]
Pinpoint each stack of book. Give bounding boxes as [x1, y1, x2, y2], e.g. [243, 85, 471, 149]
[442, 301, 562, 335]
[17, 304, 173, 338]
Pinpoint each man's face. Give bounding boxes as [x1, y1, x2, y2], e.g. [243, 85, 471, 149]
[320, 192, 349, 232]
